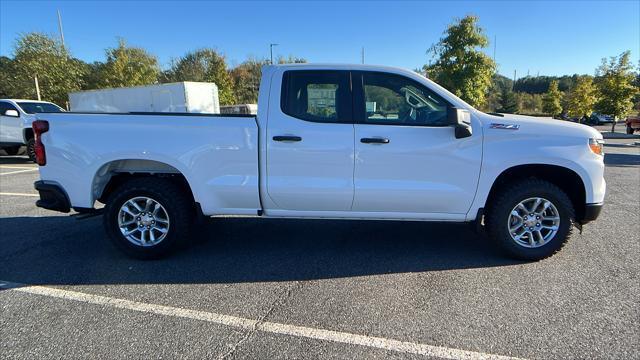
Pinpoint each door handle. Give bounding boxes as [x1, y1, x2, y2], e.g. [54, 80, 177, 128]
[273, 135, 302, 142]
[360, 137, 389, 144]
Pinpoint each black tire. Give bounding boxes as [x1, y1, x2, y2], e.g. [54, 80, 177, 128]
[485, 178, 575, 261]
[26, 138, 36, 162]
[3, 146, 21, 155]
[627, 125, 634, 135]
[103, 177, 194, 259]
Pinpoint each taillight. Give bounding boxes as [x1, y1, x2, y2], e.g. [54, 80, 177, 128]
[32, 120, 49, 166]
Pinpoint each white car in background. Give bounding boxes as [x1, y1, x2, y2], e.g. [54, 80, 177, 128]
[0, 99, 64, 161]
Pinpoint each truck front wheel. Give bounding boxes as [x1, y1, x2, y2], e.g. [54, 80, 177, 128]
[485, 179, 575, 261]
[103, 177, 194, 259]
[26, 138, 36, 162]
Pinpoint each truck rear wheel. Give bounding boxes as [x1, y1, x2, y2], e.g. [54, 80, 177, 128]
[485, 179, 575, 261]
[103, 177, 194, 259]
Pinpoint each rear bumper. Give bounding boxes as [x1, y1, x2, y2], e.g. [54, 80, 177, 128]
[580, 202, 603, 224]
[34, 181, 71, 213]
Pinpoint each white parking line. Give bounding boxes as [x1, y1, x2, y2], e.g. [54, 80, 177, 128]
[0, 168, 38, 176]
[0, 166, 37, 170]
[0, 192, 39, 197]
[1, 282, 524, 360]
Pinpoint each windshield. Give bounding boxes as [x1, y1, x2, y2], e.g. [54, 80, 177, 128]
[16, 102, 63, 114]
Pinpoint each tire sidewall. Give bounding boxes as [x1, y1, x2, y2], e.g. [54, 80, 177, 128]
[490, 183, 574, 260]
[104, 184, 187, 259]
[27, 138, 36, 162]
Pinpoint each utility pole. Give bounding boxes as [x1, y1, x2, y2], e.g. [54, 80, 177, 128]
[269, 43, 278, 65]
[34, 75, 41, 101]
[57, 10, 65, 49]
[361, 47, 365, 64]
[513, 70, 517, 90]
[493, 35, 496, 63]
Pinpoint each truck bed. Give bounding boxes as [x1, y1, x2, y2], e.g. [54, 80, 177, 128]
[36, 112, 261, 215]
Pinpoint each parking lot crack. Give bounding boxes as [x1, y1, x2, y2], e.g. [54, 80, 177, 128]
[218, 281, 304, 359]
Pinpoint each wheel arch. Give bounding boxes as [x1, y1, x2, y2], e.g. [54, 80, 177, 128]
[23, 127, 33, 143]
[484, 164, 587, 222]
[92, 159, 197, 206]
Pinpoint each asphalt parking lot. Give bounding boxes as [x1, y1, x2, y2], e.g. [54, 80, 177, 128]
[1, 138, 638, 360]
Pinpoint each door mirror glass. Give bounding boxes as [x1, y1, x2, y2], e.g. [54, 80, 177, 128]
[3, 109, 19, 117]
[448, 108, 472, 138]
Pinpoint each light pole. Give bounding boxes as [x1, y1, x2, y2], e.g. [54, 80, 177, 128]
[270, 43, 278, 64]
[57, 9, 65, 49]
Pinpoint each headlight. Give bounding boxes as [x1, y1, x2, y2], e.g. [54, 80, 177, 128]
[589, 138, 604, 156]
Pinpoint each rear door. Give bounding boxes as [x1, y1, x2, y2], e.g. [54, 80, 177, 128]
[352, 71, 482, 216]
[0, 102, 23, 143]
[265, 70, 355, 211]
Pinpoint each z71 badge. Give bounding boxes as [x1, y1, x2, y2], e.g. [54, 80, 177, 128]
[490, 123, 520, 130]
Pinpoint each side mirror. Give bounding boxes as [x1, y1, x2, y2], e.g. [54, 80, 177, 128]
[448, 107, 472, 139]
[4, 109, 19, 117]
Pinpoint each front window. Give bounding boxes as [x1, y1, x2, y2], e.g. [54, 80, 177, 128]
[361, 72, 449, 126]
[16, 102, 63, 114]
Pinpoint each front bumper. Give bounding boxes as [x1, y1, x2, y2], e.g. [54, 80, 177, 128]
[580, 202, 603, 224]
[34, 181, 71, 213]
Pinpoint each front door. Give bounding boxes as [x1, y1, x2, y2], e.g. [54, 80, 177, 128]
[266, 70, 355, 211]
[352, 71, 482, 216]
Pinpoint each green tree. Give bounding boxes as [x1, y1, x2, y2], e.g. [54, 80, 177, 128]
[484, 74, 512, 112]
[566, 76, 598, 120]
[497, 86, 519, 113]
[81, 61, 106, 90]
[6, 32, 87, 105]
[162, 49, 235, 105]
[276, 55, 307, 64]
[229, 55, 306, 104]
[0, 56, 13, 98]
[516, 92, 543, 115]
[423, 15, 496, 108]
[230, 58, 266, 104]
[97, 38, 159, 88]
[594, 51, 638, 132]
[542, 80, 563, 117]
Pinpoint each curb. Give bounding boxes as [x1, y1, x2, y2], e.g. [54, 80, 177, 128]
[600, 132, 640, 140]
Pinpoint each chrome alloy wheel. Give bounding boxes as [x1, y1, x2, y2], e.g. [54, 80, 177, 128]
[507, 197, 560, 248]
[117, 196, 170, 247]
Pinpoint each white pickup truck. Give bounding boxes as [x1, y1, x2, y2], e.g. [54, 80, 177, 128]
[32, 64, 606, 260]
[0, 99, 64, 161]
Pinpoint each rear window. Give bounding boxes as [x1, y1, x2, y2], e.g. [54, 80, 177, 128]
[0, 101, 18, 114]
[17, 102, 63, 114]
[281, 70, 352, 123]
